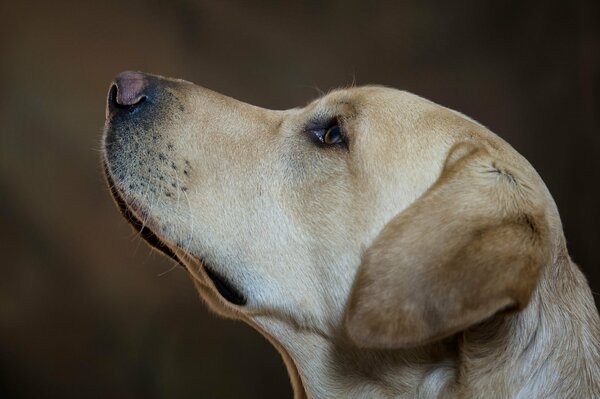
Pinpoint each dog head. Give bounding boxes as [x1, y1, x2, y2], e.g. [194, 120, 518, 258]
[102, 71, 555, 360]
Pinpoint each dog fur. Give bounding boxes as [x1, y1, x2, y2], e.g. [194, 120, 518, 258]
[102, 72, 600, 398]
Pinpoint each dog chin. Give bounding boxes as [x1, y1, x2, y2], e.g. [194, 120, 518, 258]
[102, 159, 183, 264]
[103, 159, 247, 306]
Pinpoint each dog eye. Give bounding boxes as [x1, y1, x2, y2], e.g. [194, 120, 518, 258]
[306, 117, 347, 147]
[323, 125, 344, 145]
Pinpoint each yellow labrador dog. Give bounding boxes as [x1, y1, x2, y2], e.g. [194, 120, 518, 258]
[102, 71, 600, 398]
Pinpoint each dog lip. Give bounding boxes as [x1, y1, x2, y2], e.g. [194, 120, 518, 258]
[102, 161, 184, 268]
[202, 262, 247, 306]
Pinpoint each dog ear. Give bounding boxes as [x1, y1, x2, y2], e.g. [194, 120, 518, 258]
[345, 143, 552, 348]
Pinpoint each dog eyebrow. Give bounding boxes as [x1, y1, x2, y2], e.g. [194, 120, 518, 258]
[304, 114, 338, 132]
[304, 100, 356, 132]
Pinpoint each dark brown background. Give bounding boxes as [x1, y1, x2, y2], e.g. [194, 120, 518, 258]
[1, 0, 598, 398]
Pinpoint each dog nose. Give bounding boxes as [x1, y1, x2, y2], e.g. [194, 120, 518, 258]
[108, 71, 148, 111]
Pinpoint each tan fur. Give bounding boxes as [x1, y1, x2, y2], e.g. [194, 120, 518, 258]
[103, 73, 600, 398]
[345, 143, 552, 348]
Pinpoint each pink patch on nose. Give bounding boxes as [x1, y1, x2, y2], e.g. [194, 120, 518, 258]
[114, 71, 147, 106]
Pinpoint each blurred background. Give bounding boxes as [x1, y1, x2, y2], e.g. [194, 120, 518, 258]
[1, 0, 598, 398]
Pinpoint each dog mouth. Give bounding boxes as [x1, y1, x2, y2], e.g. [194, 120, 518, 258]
[103, 161, 182, 264]
[102, 161, 247, 306]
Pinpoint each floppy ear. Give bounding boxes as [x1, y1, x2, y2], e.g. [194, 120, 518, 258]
[345, 143, 552, 348]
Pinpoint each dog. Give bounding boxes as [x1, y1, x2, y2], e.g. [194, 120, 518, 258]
[102, 71, 600, 398]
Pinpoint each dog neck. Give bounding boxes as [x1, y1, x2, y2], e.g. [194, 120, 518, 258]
[456, 254, 600, 398]
[270, 255, 600, 399]
[274, 330, 458, 398]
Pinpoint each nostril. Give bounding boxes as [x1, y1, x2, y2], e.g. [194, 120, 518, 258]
[109, 84, 118, 105]
[110, 71, 149, 109]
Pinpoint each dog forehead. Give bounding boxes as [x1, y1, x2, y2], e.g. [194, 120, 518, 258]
[303, 87, 450, 148]
[312, 87, 445, 152]
[314, 86, 428, 111]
